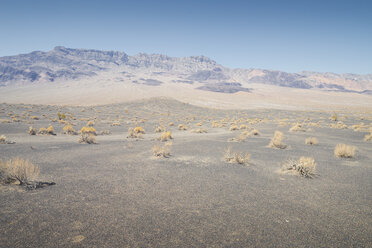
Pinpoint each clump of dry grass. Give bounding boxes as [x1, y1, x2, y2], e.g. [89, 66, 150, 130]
[152, 142, 172, 158]
[57, 112, 66, 120]
[80, 126, 97, 135]
[364, 129, 372, 141]
[282, 157, 316, 178]
[289, 123, 305, 132]
[330, 121, 348, 129]
[154, 125, 165, 133]
[178, 124, 187, 130]
[30, 116, 39, 120]
[86, 120, 95, 127]
[191, 128, 208, 133]
[168, 122, 175, 126]
[329, 113, 338, 121]
[239, 124, 248, 130]
[99, 130, 111, 135]
[223, 146, 250, 165]
[63, 125, 78, 135]
[305, 137, 318, 145]
[229, 132, 248, 142]
[28, 126, 37, 135]
[127, 127, 144, 138]
[160, 131, 173, 141]
[111, 122, 121, 126]
[268, 131, 287, 149]
[334, 144, 356, 158]
[249, 128, 260, 136]
[212, 121, 219, 128]
[38, 125, 56, 135]
[0, 135, 15, 144]
[0, 158, 40, 185]
[79, 133, 97, 144]
[229, 124, 239, 131]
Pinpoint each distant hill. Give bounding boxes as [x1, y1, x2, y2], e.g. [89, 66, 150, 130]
[0, 46, 371, 94]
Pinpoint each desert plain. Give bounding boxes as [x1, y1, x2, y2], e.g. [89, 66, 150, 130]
[0, 97, 371, 247]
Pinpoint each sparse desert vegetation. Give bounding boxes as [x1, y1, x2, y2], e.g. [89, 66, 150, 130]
[0, 99, 371, 247]
[282, 157, 316, 178]
[0, 157, 39, 185]
[305, 137, 318, 145]
[334, 144, 356, 158]
[268, 131, 287, 149]
[223, 146, 251, 165]
[152, 142, 172, 158]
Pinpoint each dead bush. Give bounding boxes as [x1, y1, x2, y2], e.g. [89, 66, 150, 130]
[223, 146, 250, 165]
[28, 126, 37, 135]
[79, 133, 97, 144]
[334, 144, 356, 158]
[282, 157, 316, 178]
[305, 137, 318, 145]
[152, 142, 172, 158]
[63, 125, 78, 135]
[0, 158, 40, 185]
[269, 131, 287, 149]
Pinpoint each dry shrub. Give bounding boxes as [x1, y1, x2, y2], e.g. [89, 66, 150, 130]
[249, 128, 260, 136]
[364, 132, 372, 141]
[178, 124, 187, 130]
[38, 125, 56, 135]
[160, 131, 173, 141]
[111, 122, 121, 126]
[239, 124, 248, 130]
[269, 131, 287, 149]
[330, 121, 348, 129]
[80, 126, 97, 135]
[229, 124, 239, 131]
[289, 123, 305, 132]
[229, 132, 247, 142]
[99, 130, 111, 135]
[168, 122, 175, 126]
[154, 125, 165, 133]
[134, 126, 145, 134]
[152, 142, 172, 158]
[0, 158, 40, 185]
[305, 137, 318, 145]
[334, 144, 356, 158]
[196, 122, 203, 126]
[223, 146, 250, 165]
[0, 135, 15, 144]
[282, 157, 316, 178]
[191, 128, 208, 133]
[87, 121, 95, 127]
[57, 112, 66, 120]
[30, 116, 39, 120]
[127, 128, 142, 138]
[63, 125, 78, 135]
[212, 121, 219, 128]
[329, 113, 338, 121]
[79, 133, 97, 144]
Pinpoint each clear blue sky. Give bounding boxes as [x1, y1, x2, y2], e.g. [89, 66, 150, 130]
[1, 0, 371, 74]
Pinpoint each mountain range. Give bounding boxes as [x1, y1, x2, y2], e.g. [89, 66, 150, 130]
[1, 46, 371, 95]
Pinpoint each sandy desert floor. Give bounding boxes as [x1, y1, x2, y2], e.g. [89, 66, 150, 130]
[0, 98, 371, 247]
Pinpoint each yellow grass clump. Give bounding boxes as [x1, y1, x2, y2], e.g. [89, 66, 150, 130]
[154, 125, 165, 133]
[38, 125, 56, 135]
[30, 116, 39, 120]
[191, 128, 208, 133]
[168, 122, 175, 126]
[239, 124, 248, 130]
[268, 131, 287, 149]
[160, 131, 173, 141]
[0, 157, 40, 185]
[305, 137, 318, 145]
[289, 123, 305, 132]
[86, 121, 95, 127]
[134, 126, 145, 134]
[63, 125, 78, 135]
[152, 142, 172, 158]
[223, 146, 250, 165]
[334, 144, 356, 158]
[178, 124, 187, 130]
[329, 113, 338, 121]
[28, 126, 37, 135]
[229, 124, 239, 131]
